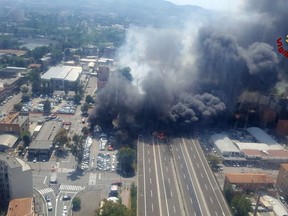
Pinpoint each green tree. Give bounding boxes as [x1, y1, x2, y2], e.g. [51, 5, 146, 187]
[43, 100, 51, 114]
[231, 195, 252, 216]
[130, 183, 137, 216]
[72, 197, 81, 211]
[21, 131, 31, 147]
[117, 147, 136, 175]
[21, 94, 30, 103]
[21, 86, 29, 94]
[81, 103, 89, 114]
[73, 94, 82, 105]
[85, 95, 94, 104]
[71, 134, 84, 165]
[29, 69, 41, 94]
[94, 199, 129, 216]
[13, 103, 23, 112]
[207, 154, 221, 168]
[119, 67, 133, 82]
[224, 184, 234, 205]
[54, 128, 69, 148]
[81, 126, 89, 135]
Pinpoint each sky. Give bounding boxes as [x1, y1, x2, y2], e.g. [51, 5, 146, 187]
[166, 0, 244, 12]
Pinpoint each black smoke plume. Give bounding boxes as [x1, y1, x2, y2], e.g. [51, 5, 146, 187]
[89, 0, 286, 137]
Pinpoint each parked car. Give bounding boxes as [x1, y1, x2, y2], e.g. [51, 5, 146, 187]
[62, 195, 71, 201]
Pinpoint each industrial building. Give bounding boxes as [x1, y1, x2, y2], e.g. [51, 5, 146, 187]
[210, 134, 241, 157]
[0, 154, 33, 209]
[28, 121, 62, 161]
[224, 173, 275, 192]
[41, 66, 82, 90]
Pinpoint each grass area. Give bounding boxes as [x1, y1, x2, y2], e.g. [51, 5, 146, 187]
[130, 183, 137, 216]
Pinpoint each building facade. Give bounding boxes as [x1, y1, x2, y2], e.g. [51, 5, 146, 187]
[0, 154, 33, 209]
[276, 163, 288, 197]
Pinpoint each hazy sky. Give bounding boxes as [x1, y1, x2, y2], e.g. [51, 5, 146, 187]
[166, 0, 243, 12]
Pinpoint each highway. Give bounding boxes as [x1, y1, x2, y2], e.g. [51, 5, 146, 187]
[137, 135, 231, 216]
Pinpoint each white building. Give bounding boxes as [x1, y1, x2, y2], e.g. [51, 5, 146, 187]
[41, 66, 82, 90]
[210, 134, 241, 157]
[0, 154, 33, 208]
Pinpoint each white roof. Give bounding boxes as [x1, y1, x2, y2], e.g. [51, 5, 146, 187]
[234, 142, 283, 151]
[211, 134, 240, 153]
[0, 134, 19, 148]
[247, 127, 279, 145]
[41, 66, 82, 82]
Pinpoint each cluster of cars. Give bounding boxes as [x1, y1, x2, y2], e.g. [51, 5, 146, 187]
[81, 137, 92, 170]
[96, 153, 116, 172]
[0, 95, 13, 106]
[56, 101, 77, 114]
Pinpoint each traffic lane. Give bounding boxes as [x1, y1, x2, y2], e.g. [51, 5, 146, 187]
[144, 139, 160, 216]
[137, 137, 146, 216]
[185, 138, 231, 216]
[172, 141, 203, 216]
[192, 139, 231, 216]
[153, 139, 171, 216]
[57, 191, 76, 216]
[184, 138, 221, 215]
[156, 140, 183, 216]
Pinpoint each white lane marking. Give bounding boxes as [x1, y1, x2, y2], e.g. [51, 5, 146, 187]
[210, 197, 213, 204]
[180, 164, 183, 168]
[148, 158, 150, 163]
[149, 167, 151, 173]
[183, 173, 186, 179]
[164, 157, 166, 162]
[173, 205, 176, 213]
[197, 163, 199, 168]
[171, 191, 173, 197]
[200, 173, 203, 178]
[215, 211, 219, 216]
[99, 173, 101, 179]
[43, 176, 47, 184]
[150, 178, 152, 184]
[152, 203, 154, 212]
[166, 167, 168, 172]
[142, 143, 147, 216]
[176, 147, 178, 152]
[151, 190, 153, 197]
[193, 154, 196, 159]
[186, 184, 189, 191]
[205, 184, 208, 190]
[168, 178, 171, 184]
[178, 155, 180, 159]
[148, 150, 150, 155]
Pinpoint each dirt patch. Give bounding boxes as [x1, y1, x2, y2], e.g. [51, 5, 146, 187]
[120, 188, 130, 208]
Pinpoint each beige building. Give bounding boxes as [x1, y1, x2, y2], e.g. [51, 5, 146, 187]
[6, 197, 35, 216]
[0, 154, 33, 209]
[276, 163, 288, 197]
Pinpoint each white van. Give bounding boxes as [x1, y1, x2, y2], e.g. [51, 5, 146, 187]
[47, 201, 53, 211]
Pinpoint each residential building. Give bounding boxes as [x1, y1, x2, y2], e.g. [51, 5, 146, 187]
[6, 197, 35, 216]
[0, 112, 29, 135]
[276, 163, 288, 197]
[0, 154, 33, 209]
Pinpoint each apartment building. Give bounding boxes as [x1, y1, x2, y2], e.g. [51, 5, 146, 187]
[0, 154, 33, 209]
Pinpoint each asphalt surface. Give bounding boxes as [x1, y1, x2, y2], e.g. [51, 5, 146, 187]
[137, 135, 231, 216]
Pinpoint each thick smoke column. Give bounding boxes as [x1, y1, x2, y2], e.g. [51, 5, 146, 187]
[90, 0, 285, 134]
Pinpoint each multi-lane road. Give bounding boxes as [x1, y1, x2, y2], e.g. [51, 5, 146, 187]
[138, 135, 231, 216]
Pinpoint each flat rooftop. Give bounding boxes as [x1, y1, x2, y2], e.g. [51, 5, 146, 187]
[35, 121, 62, 141]
[7, 197, 34, 216]
[0, 153, 31, 170]
[41, 66, 82, 82]
[247, 127, 279, 145]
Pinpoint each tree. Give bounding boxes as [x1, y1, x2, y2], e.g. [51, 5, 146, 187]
[94, 199, 129, 216]
[85, 95, 94, 104]
[71, 134, 84, 165]
[72, 197, 81, 211]
[119, 67, 133, 82]
[43, 100, 51, 114]
[14, 103, 23, 112]
[54, 129, 69, 148]
[73, 94, 82, 105]
[21, 131, 31, 147]
[224, 184, 234, 205]
[81, 126, 89, 135]
[81, 103, 89, 114]
[21, 86, 29, 94]
[231, 195, 252, 216]
[130, 183, 137, 216]
[207, 154, 221, 168]
[21, 94, 30, 103]
[117, 147, 136, 175]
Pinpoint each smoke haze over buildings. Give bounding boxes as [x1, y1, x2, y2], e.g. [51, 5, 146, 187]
[90, 0, 287, 133]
